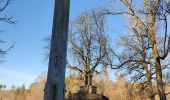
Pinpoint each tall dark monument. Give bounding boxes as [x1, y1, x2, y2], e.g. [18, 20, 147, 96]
[44, 0, 70, 100]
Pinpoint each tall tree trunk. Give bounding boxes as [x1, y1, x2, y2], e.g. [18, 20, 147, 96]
[44, 0, 70, 100]
[150, 34, 167, 100]
[149, 14, 166, 100]
[155, 58, 166, 100]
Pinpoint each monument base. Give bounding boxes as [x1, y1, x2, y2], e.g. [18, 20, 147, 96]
[65, 86, 109, 100]
[65, 93, 108, 100]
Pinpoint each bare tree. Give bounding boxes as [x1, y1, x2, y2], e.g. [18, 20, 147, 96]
[102, 0, 170, 99]
[67, 10, 112, 92]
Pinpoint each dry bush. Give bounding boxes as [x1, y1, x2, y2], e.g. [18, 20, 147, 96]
[93, 76, 128, 100]
[25, 80, 45, 100]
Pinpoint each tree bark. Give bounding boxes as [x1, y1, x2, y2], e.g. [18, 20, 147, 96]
[88, 73, 92, 86]
[144, 63, 155, 100]
[44, 0, 70, 100]
[84, 72, 88, 86]
[155, 59, 166, 100]
[148, 13, 166, 100]
[146, 71, 155, 100]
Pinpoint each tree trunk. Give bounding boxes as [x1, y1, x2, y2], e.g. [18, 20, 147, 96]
[88, 73, 92, 86]
[145, 66, 155, 100]
[84, 72, 93, 93]
[155, 59, 166, 100]
[147, 74, 155, 100]
[84, 72, 88, 86]
[148, 84, 155, 100]
[148, 14, 166, 100]
[44, 0, 70, 100]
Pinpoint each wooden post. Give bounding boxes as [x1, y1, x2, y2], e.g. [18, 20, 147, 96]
[44, 0, 70, 100]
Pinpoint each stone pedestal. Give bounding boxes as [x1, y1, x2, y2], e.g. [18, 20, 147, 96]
[88, 86, 97, 94]
[79, 86, 97, 94]
[65, 86, 109, 100]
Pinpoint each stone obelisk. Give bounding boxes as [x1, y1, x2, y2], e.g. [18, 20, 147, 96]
[44, 0, 70, 100]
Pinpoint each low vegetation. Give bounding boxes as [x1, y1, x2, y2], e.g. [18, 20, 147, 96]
[0, 74, 170, 100]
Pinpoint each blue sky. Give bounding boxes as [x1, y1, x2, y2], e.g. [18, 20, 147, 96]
[0, 0, 125, 88]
